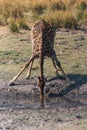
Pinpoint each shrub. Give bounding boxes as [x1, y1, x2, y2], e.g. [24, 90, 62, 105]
[77, 1, 87, 10]
[50, 1, 66, 11]
[0, 15, 7, 25]
[75, 9, 87, 26]
[9, 20, 19, 32]
[62, 15, 77, 28]
[18, 19, 29, 29]
[28, 1, 46, 15]
[0, 0, 25, 25]
[10, 4, 24, 19]
[0, 2, 11, 24]
[75, 9, 87, 20]
[32, 5, 46, 15]
[76, 10, 84, 21]
[83, 10, 87, 19]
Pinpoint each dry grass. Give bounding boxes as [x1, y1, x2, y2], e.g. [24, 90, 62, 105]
[41, 10, 77, 28]
[0, 0, 87, 30]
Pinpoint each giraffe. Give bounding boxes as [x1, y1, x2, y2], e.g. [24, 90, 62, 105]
[9, 20, 69, 106]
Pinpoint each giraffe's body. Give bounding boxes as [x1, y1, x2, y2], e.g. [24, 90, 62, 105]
[9, 20, 68, 106]
[31, 20, 55, 57]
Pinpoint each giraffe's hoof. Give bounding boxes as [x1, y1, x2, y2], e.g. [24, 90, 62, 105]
[39, 104, 44, 109]
[26, 76, 30, 80]
[25, 74, 30, 80]
[9, 81, 15, 86]
[55, 71, 60, 77]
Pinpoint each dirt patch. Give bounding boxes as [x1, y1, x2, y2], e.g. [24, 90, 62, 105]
[0, 77, 87, 130]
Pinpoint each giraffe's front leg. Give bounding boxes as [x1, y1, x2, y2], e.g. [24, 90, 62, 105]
[26, 60, 34, 79]
[38, 77, 45, 107]
[38, 54, 45, 107]
[9, 55, 34, 86]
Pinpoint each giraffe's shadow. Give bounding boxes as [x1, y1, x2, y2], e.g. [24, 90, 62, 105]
[45, 74, 87, 97]
[13, 74, 87, 98]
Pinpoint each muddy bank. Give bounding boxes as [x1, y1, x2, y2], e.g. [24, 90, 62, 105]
[0, 78, 87, 129]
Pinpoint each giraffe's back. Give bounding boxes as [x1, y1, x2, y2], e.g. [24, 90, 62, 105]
[31, 20, 56, 57]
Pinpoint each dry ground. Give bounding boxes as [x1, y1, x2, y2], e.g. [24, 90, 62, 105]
[0, 26, 87, 130]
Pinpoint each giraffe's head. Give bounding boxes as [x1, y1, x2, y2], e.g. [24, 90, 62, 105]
[37, 76, 45, 87]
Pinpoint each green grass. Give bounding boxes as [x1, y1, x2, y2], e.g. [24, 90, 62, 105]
[0, 27, 87, 79]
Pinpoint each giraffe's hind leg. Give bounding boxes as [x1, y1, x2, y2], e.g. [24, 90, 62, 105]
[9, 54, 35, 86]
[52, 51, 69, 81]
[26, 60, 34, 79]
[51, 58, 60, 77]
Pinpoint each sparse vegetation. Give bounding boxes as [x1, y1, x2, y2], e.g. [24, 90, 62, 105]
[18, 18, 29, 29]
[41, 11, 77, 28]
[9, 19, 19, 32]
[50, 1, 66, 11]
[77, 1, 87, 11]
[0, 0, 87, 30]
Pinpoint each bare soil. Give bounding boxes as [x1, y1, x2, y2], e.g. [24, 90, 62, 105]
[0, 26, 87, 130]
[0, 75, 87, 130]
